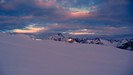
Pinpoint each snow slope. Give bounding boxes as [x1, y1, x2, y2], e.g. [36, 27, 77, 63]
[0, 33, 133, 75]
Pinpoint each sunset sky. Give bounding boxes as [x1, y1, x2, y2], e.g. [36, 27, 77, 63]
[0, 0, 133, 36]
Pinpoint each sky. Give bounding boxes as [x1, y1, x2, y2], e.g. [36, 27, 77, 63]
[0, 0, 133, 37]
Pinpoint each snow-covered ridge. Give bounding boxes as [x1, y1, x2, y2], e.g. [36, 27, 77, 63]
[0, 33, 133, 75]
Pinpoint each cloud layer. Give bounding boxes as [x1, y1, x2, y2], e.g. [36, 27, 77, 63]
[0, 0, 133, 36]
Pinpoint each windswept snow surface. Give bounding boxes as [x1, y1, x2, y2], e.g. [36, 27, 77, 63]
[0, 33, 133, 75]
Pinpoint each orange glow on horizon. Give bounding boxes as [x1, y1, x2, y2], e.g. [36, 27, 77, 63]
[12, 25, 48, 34]
[69, 32, 95, 35]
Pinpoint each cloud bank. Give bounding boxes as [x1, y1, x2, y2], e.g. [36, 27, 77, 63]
[0, 0, 133, 36]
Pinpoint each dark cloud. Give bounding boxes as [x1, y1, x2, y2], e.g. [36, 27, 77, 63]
[94, 0, 133, 22]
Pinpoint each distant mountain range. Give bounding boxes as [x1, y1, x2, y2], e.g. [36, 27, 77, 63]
[48, 33, 133, 51]
[8, 32, 133, 51]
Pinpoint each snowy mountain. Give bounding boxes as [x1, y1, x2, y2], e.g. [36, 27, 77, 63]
[0, 33, 133, 75]
[49, 33, 133, 50]
[49, 33, 66, 41]
[117, 38, 133, 50]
